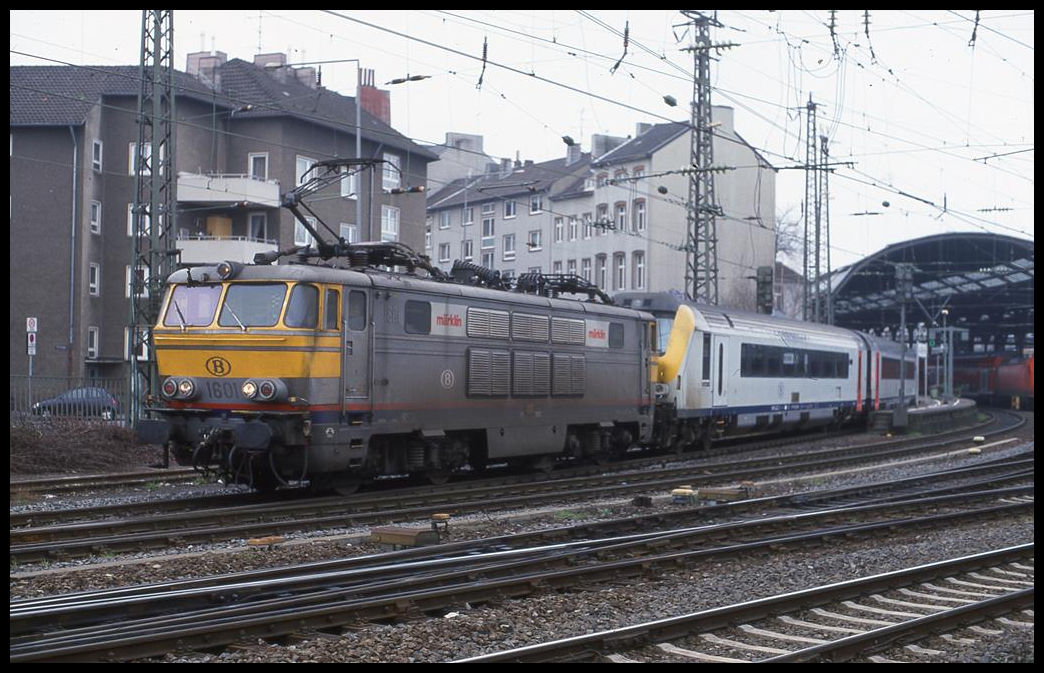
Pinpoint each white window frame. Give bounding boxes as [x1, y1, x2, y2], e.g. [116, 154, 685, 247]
[462, 239, 474, 260]
[481, 217, 495, 249]
[581, 258, 591, 282]
[295, 217, 317, 247]
[481, 251, 494, 268]
[248, 152, 269, 181]
[127, 203, 150, 237]
[438, 242, 451, 263]
[634, 199, 646, 232]
[462, 206, 474, 227]
[553, 217, 564, 243]
[339, 164, 357, 197]
[567, 259, 576, 276]
[614, 252, 626, 291]
[582, 212, 593, 239]
[89, 201, 102, 234]
[126, 264, 150, 298]
[553, 261, 562, 275]
[568, 217, 578, 241]
[528, 230, 542, 252]
[87, 326, 99, 359]
[248, 212, 268, 242]
[88, 262, 100, 296]
[632, 251, 646, 289]
[615, 202, 627, 232]
[296, 155, 316, 186]
[128, 141, 152, 176]
[92, 139, 103, 172]
[125, 326, 149, 362]
[340, 222, 359, 244]
[529, 193, 543, 214]
[503, 233, 516, 261]
[439, 211, 452, 230]
[504, 200, 517, 219]
[382, 152, 401, 191]
[381, 205, 400, 242]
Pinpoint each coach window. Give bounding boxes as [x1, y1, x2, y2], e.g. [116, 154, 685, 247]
[405, 300, 431, 334]
[608, 322, 624, 348]
[324, 288, 340, 331]
[701, 333, 712, 381]
[285, 284, 319, 328]
[348, 290, 367, 331]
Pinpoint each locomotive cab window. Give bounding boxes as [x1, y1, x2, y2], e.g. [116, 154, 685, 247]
[324, 288, 340, 330]
[348, 290, 367, 331]
[405, 300, 431, 334]
[163, 284, 221, 327]
[285, 283, 319, 328]
[219, 283, 286, 327]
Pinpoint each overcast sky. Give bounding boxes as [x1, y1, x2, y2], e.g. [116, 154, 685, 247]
[10, 10, 1034, 270]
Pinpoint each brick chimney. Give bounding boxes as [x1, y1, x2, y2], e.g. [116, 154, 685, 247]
[358, 68, 391, 125]
[186, 50, 227, 90]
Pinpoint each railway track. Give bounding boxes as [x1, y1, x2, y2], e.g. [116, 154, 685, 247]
[8, 418, 1028, 564]
[9, 472, 1033, 661]
[456, 544, 1034, 663]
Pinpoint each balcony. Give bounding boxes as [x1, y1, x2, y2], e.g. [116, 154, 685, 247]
[176, 234, 278, 265]
[177, 172, 280, 208]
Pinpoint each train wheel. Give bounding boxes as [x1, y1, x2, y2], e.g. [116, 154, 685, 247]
[333, 478, 362, 496]
[427, 470, 451, 486]
[530, 455, 555, 474]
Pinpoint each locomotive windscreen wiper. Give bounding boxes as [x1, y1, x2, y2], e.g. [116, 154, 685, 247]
[221, 302, 248, 332]
[172, 300, 187, 332]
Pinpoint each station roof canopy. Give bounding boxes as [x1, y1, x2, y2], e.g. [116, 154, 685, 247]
[828, 233, 1034, 352]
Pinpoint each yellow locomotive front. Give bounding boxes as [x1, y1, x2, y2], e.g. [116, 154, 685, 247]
[138, 262, 346, 490]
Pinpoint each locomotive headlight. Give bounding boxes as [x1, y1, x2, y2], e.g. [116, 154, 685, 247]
[216, 260, 242, 280]
[241, 380, 259, 400]
[161, 377, 179, 399]
[255, 378, 288, 402]
[177, 378, 197, 400]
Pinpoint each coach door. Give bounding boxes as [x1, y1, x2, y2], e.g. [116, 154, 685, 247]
[341, 289, 371, 402]
[711, 334, 728, 408]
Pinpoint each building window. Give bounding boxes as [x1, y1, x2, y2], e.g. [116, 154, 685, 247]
[503, 233, 516, 261]
[553, 261, 562, 274]
[462, 239, 474, 260]
[425, 221, 432, 250]
[462, 206, 474, 227]
[529, 193, 543, 214]
[596, 204, 608, 234]
[581, 258, 591, 282]
[440, 211, 452, 229]
[381, 205, 399, 242]
[339, 164, 357, 197]
[382, 153, 401, 191]
[597, 172, 609, 187]
[129, 141, 152, 176]
[249, 213, 268, 241]
[87, 326, 99, 359]
[126, 264, 150, 298]
[88, 263, 100, 296]
[481, 251, 494, 268]
[295, 216, 317, 246]
[438, 242, 451, 262]
[504, 200, 517, 218]
[481, 217, 495, 248]
[249, 153, 269, 181]
[567, 259, 577, 276]
[615, 202, 627, 232]
[614, 253, 626, 290]
[553, 217, 564, 243]
[92, 140, 103, 172]
[582, 212, 592, 239]
[89, 201, 102, 234]
[527, 230, 542, 252]
[596, 254, 607, 288]
[295, 155, 316, 186]
[632, 251, 646, 289]
[340, 222, 358, 244]
[633, 199, 646, 232]
[482, 203, 495, 238]
[127, 203, 150, 237]
[568, 217, 578, 241]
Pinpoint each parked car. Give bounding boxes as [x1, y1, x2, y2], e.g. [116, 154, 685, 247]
[31, 387, 120, 420]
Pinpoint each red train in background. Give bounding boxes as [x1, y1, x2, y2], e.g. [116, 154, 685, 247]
[952, 353, 1034, 411]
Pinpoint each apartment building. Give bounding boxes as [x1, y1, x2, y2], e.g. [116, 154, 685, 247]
[10, 52, 435, 379]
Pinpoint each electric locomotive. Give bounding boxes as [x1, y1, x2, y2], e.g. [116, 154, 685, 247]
[137, 243, 656, 493]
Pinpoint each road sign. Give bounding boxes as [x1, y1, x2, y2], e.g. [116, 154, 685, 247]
[26, 317, 38, 333]
[27, 332, 37, 355]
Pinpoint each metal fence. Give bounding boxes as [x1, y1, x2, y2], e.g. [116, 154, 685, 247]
[10, 375, 131, 424]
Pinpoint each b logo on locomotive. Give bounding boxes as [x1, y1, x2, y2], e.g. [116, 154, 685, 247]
[205, 356, 233, 377]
